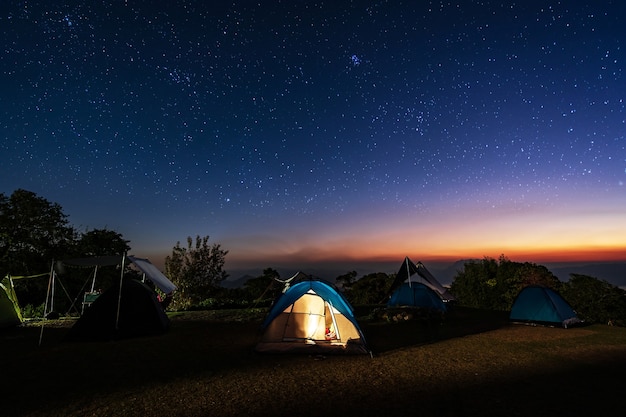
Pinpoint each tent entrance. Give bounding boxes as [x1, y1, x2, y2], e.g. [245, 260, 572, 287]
[271, 292, 344, 345]
[279, 293, 337, 343]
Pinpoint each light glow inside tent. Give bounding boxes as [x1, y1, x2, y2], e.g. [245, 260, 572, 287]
[256, 278, 369, 354]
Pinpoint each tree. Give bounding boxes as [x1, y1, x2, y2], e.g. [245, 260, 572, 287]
[164, 235, 228, 310]
[335, 270, 357, 294]
[0, 189, 76, 276]
[243, 268, 281, 305]
[561, 274, 626, 326]
[0, 189, 77, 307]
[449, 257, 501, 309]
[347, 272, 393, 305]
[450, 255, 561, 310]
[73, 228, 131, 257]
[57, 228, 133, 307]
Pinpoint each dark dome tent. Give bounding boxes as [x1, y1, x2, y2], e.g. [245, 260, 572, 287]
[387, 282, 447, 313]
[509, 285, 581, 328]
[64, 255, 176, 341]
[66, 278, 169, 340]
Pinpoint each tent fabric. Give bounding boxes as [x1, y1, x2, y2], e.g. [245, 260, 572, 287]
[387, 282, 447, 312]
[63, 255, 177, 294]
[509, 285, 581, 328]
[66, 279, 170, 341]
[388, 257, 455, 302]
[127, 256, 177, 294]
[63, 256, 123, 267]
[0, 276, 23, 328]
[256, 278, 369, 354]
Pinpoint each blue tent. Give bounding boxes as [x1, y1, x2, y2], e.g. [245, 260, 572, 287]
[256, 277, 369, 354]
[387, 257, 455, 302]
[509, 285, 581, 328]
[387, 282, 447, 312]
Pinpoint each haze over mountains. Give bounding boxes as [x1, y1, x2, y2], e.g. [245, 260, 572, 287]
[222, 260, 626, 289]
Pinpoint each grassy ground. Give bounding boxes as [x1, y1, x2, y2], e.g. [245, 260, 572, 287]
[2, 307, 625, 417]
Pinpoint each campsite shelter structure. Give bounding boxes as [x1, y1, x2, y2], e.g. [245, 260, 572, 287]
[0, 271, 53, 328]
[66, 278, 170, 340]
[62, 255, 176, 295]
[387, 257, 455, 303]
[63, 255, 176, 340]
[509, 285, 581, 328]
[256, 273, 370, 354]
[387, 282, 447, 313]
[1, 274, 24, 328]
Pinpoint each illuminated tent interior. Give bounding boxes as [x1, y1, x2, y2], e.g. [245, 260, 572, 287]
[256, 275, 369, 354]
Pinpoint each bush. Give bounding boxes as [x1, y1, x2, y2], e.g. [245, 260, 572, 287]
[21, 303, 45, 319]
[450, 255, 561, 311]
[561, 274, 626, 326]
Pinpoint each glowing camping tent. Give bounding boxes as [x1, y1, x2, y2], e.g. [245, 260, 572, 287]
[256, 274, 369, 354]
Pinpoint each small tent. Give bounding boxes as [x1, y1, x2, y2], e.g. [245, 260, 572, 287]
[66, 278, 170, 340]
[387, 257, 455, 302]
[256, 275, 369, 354]
[0, 275, 23, 328]
[1, 272, 51, 328]
[387, 282, 447, 313]
[509, 285, 581, 328]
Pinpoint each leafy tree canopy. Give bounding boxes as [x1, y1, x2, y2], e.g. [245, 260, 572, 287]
[0, 189, 75, 275]
[561, 274, 626, 326]
[335, 270, 357, 293]
[347, 272, 393, 305]
[243, 267, 282, 304]
[165, 235, 229, 310]
[0, 190, 134, 310]
[73, 228, 131, 257]
[450, 255, 561, 311]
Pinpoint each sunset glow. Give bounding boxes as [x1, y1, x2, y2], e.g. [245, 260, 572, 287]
[2, 2, 625, 280]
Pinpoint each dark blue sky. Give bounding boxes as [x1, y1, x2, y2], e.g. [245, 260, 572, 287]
[2, 1, 625, 278]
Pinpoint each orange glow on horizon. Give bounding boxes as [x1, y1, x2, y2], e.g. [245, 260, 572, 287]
[225, 243, 626, 269]
[145, 195, 626, 272]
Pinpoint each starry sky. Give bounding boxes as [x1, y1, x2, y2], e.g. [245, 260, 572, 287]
[2, 1, 625, 279]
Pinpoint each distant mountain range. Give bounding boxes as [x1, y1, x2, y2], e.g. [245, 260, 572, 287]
[220, 274, 256, 289]
[419, 261, 626, 288]
[222, 260, 626, 289]
[545, 262, 626, 287]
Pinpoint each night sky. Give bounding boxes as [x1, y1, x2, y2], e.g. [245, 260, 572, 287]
[2, 1, 625, 277]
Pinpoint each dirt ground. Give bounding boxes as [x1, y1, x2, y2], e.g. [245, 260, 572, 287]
[2, 308, 626, 417]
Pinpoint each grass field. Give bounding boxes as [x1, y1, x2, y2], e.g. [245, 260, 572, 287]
[2, 307, 625, 417]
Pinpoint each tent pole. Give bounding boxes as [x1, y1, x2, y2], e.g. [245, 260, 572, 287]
[49, 269, 55, 315]
[115, 253, 126, 331]
[328, 301, 340, 341]
[406, 257, 411, 287]
[90, 265, 98, 292]
[7, 275, 24, 322]
[39, 260, 55, 346]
